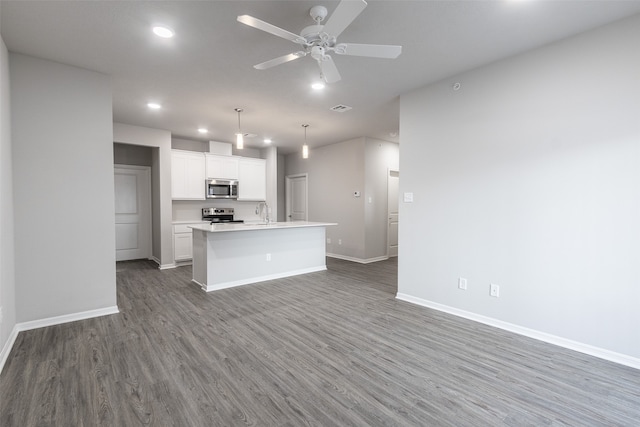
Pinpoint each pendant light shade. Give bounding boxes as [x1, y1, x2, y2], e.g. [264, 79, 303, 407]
[235, 108, 244, 150]
[302, 124, 309, 159]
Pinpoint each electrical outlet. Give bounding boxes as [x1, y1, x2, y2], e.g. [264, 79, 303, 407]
[490, 283, 500, 297]
[266, 253, 271, 261]
[338, 239, 342, 245]
[458, 278, 467, 290]
[327, 238, 331, 244]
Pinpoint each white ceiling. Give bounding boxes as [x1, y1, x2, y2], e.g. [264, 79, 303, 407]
[2, 1, 640, 154]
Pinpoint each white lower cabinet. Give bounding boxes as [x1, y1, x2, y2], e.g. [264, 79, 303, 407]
[174, 223, 205, 262]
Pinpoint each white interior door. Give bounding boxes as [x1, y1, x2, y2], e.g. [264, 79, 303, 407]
[286, 174, 308, 221]
[114, 165, 151, 261]
[387, 170, 399, 257]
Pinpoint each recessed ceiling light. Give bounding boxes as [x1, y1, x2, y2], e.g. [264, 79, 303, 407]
[147, 102, 162, 110]
[198, 128, 208, 134]
[264, 138, 272, 144]
[152, 26, 175, 38]
[311, 81, 325, 90]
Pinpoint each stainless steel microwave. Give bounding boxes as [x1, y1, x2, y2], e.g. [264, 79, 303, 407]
[206, 179, 238, 199]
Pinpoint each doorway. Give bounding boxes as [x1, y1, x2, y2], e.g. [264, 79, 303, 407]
[114, 165, 152, 261]
[387, 169, 399, 257]
[285, 173, 308, 221]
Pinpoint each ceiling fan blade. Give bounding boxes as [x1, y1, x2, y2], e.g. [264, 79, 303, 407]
[334, 43, 402, 59]
[254, 52, 307, 70]
[319, 55, 341, 83]
[237, 15, 306, 44]
[322, 0, 367, 38]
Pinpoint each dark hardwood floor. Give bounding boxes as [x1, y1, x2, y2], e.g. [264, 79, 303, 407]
[2, 257, 639, 426]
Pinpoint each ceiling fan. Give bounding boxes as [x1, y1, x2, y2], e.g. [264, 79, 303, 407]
[237, 0, 402, 83]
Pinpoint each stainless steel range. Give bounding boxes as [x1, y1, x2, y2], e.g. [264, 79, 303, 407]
[202, 207, 244, 224]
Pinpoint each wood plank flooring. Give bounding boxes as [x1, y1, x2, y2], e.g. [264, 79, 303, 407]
[2, 257, 640, 426]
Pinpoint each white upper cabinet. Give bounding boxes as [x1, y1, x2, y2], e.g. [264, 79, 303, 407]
[205, 154, 239, 180]
[171, 150, 205, 200]
[238, 158, 266, 201]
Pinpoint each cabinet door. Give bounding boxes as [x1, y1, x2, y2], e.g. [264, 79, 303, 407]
[171, 151, 205, 200]
[205, 154, 239, 179]
[238, 158, 266, 201]
[174, 232, 193, 261]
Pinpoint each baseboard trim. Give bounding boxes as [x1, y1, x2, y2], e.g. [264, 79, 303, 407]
[16, 305, 120, 332]
[175, 260, 193, 267]
[395, 293, 640, 371]
[149, 256, 176, 270]
[199, 265, 327, 292]
[327, 253, 389, 264]
[0, 325, 20, 375]
[1, 305, 120, 375]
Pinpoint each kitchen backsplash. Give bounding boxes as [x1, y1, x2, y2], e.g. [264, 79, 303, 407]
[172, 200, 263, 222]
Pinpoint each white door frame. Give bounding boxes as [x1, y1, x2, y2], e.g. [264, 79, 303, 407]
[285, 173, 308, 222]
[114, 164, 152, 261]
[387, 169, 400, 257]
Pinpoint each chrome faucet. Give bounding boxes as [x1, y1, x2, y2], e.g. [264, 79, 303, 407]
[256, 201, 271, 224]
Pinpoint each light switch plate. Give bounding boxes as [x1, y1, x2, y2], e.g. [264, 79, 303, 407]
[403, 192, 414, 203]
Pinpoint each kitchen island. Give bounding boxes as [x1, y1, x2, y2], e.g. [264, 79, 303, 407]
[189, 221, 336, 292]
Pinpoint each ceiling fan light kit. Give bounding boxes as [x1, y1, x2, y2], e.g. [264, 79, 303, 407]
[237, 0, 402, 84]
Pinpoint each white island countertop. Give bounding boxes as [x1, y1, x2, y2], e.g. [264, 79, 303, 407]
[190, 221, 336, 233]
[190, 221, 336, 292]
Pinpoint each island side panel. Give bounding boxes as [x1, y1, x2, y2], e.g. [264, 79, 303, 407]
[192, 229, 208, 289]
[203, 226, 327, 291]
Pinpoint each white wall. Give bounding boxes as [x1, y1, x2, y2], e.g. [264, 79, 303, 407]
[0, 25, 17, 367]
[113, 123, 173, 268]
[364, 139, 399, 259]
[285, 137, 399, 262]
[114, 143, 152, 167]
[11, 54, 117, 322]
[286, 138, 367, 259]
[398, 15, 640, 364]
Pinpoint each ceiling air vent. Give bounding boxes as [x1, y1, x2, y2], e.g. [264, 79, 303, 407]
[330, 104, 352, 113]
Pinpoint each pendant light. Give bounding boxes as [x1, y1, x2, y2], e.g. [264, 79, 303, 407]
[235, 108, 244, 150]
[302, 124, 310, 159]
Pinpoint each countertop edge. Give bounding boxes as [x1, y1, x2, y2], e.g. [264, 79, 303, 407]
[189, 222, 337, 233]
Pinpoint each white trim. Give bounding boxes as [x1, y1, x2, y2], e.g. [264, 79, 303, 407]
[386, 168, 400, 258]
[16, 306, 119, 332]
[197, 266, 327, 292]
[327, 253, 389, 264]
[1, 305, 120, 375]
[396, 293, 640, 371]
[113, 164, 150, 171]
[114, 164, 152, 261]
[0, 325, 20, 374]
[285, 173, 308, 222]
[151, 256, 176, 270]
